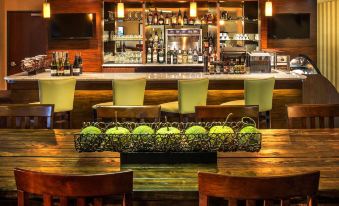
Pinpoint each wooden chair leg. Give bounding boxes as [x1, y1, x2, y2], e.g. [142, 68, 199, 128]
[68, 111, 72, 129]
[265, 111, 271, 129]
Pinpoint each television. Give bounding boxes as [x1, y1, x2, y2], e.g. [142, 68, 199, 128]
[267, 13, 310, 39]
[50, 13, 95, 39]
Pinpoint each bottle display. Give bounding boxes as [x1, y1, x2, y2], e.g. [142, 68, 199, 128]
[50, 51, 82, 77]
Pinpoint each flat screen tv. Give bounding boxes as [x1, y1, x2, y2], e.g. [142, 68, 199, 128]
[268, 13, 310, 39]
[50, 13, 95, 39]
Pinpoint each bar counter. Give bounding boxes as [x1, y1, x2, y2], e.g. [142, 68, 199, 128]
[4, 70, 305, 128]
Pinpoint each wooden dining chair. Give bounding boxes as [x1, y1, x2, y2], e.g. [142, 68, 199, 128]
[96, 105, 161, 122]
[14, 168, 133, 206]
[286, 104, 339, 129]
[195, 105, 259, 127]
[0, 104, 54, 129]
[199, 171, 320, 206]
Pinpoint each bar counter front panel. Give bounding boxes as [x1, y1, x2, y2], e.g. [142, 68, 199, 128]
[5, 71, 305, 129]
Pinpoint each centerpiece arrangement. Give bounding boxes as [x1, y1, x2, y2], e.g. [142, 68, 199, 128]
[74, 114, 262, 164]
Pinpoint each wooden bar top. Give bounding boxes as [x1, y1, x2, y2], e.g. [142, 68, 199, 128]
[0, 129, 338, 201]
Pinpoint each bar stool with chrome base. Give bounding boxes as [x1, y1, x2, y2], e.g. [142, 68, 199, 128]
[221, 77, 275, 128]
[160, 79, 209, 122]
[31, 78, 76, 129]
[92, 78, 147, 119]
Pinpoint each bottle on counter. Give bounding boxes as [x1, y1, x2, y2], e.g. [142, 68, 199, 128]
[147, 10, 153, 25]
[50, 52, 58, 77]
[203, 49, 209, 74]
[177, 49, 183, 64]
[153, 32, 159, 48]
[153, 8, 158, 25]
[173, 48, 178, 64]
[73, 54, 81, 76]
[63, 52, 72, 76]
[178, 9, 183, 25]
[159, 11, 164, 25]
[193, 48, 198, 63]
[187, 48, 193, 64]
[159, 32, 164, 48]
[57, 52, 64, 76]
[78, 52, 83, 74]
[182, 49, 188, 64]
[158, 48, 165, 64]
[147, 47, 152, 63]
[171, 12, 177, 25]
[188, 17, 194, 25]
[183, 11, 188, 25]
[198, 48, 203, 64]
[165, 13, 171, 25]
[167, 47, 172, 64]
[152, 47, 158, 63]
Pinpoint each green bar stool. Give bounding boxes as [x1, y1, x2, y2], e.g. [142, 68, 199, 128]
[92, 78, 147, 117]
[32, 78, 76, 128]
[221, 77, 275, 128]
[160, 79, 209, 122]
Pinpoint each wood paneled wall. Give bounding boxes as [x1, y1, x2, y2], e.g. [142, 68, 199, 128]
[317, 0, 339, 91]
[260, 0, 317, 61]
[48, 0, 102, 72]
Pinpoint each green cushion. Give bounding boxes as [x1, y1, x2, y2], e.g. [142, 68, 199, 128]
[221, 100, 245, 106]
[244, 78, 275, 112]
[160, 101, 179, 113]
[38, 78, 76, 113]
[92, 102, 113, 109]
[113, 78, 146, 106]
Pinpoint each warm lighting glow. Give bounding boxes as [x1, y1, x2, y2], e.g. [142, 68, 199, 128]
[265, 1, 273, 17]
[117, 2, 125, 18]
[190, 2, 197, 17]
[219, 19, 225, 25]
[88, 13, 93, 21]
[43, 1, 51, 19]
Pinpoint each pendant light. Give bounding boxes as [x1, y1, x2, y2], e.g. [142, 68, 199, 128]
[265, 0, 273, 17]
[190, 1, 197, 17]
[117, 1, 125, 19]
[43, 0, 51, 19]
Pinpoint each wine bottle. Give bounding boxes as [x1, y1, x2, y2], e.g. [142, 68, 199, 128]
[178, 9, 183, 25]
[167, 46, 172, 64]
[50, 52, 58, 77]
[57, 52, 64, 76]
[177, 49, 183, 64]
[173, 48, 178, 64]
[63, 52, 71, 76]
[165, 14, 171, 25]
[73, 54, 81, 76]
[147, 47, 152, 63]
[183, 11, 188, 25]
[147, 10, 153, 25]
[171, 12, 177, 25]
[187, 49, 193, 64]
[198, 48, 203, 64]
[153, 8, 158, 25]
[159, 11, 164, 25]
[78, 52, 83, 74]
[153, 47, 158, 63]
[158, 48, 165, 64]
[153, 32, 159, 48]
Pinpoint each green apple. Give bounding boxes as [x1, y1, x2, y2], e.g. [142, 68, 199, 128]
[239, 126, 260, 145]
[208, 125, 234, 144]
[156, 127, 181, 135]
[80, 126, 102, 135]
[185, 126, 207, 135]
[105, 127, 130, 135]
[132, 125, 155, 135]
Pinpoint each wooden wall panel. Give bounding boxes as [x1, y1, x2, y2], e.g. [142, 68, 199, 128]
[48, 0, 102, 72]
[260, 0, 317, 62]
[317, 0, 339, 91]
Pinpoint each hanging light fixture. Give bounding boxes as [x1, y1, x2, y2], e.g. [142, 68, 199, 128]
[265, 0, 273, 17]
[190, 1, 197, 17]
[43, 0, 51, 19]
[117, 1, 125, 19]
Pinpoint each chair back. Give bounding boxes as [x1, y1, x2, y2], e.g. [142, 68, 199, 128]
[96, 106, 161, 122]
[14, 168, 133, 206]
[199, 171, 320, 206]
[39, 78, 76, 113]
[287, 104, 339, 129]
[195, 105, 259, 127]
[113, 78, 146, 106]
[245, 78, 275, 112]
[0, 104, 54, 129]
[178, 79, 209, 114]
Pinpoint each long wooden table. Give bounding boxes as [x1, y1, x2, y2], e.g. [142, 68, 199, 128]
[0, 129, 338, 205]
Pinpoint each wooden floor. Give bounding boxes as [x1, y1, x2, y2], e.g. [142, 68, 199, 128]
[0, 129, 338, 205]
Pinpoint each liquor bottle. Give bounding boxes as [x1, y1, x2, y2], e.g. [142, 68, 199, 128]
[158, 48, 165, 64]
[57, 52, 64, 76]
[177, 49, 182, 64]
[178, 9, 183, 25]
[198, 48, 203, 64]
[208, 33, 214, 54]
[147, 47, 152, 63]
[73, 54, 81, 76]
[50, 52, 58, 77]
[153, 47, 158, 63]
[167, 46, 172, 64]
[78, 52, 83, 74]
[183, 11, 188, 25]
[182, 50, 188, 64]
[63, 52, 71, 76]
[153, 32, 159, 48]
[172, 48, 178, 64]
[193, 48, 198, 63]
[188, 17, 194, 25]
[159, 31, 164, 48]
[203, 49, 209, 73]
[147, 10, 153, 25]
[159, 11, 164, 25]
[148, 35, 154, 48]
[165, 14, 171, 25]
[201, 15, 207, 25]
[187, 48, 193, 64]
[207, 13, 214, 24]
[153, 8, 158, 25]
[171, 12, 177, 25]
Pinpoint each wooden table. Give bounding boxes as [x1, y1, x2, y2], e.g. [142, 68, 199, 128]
[0, 129, 338, 205]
